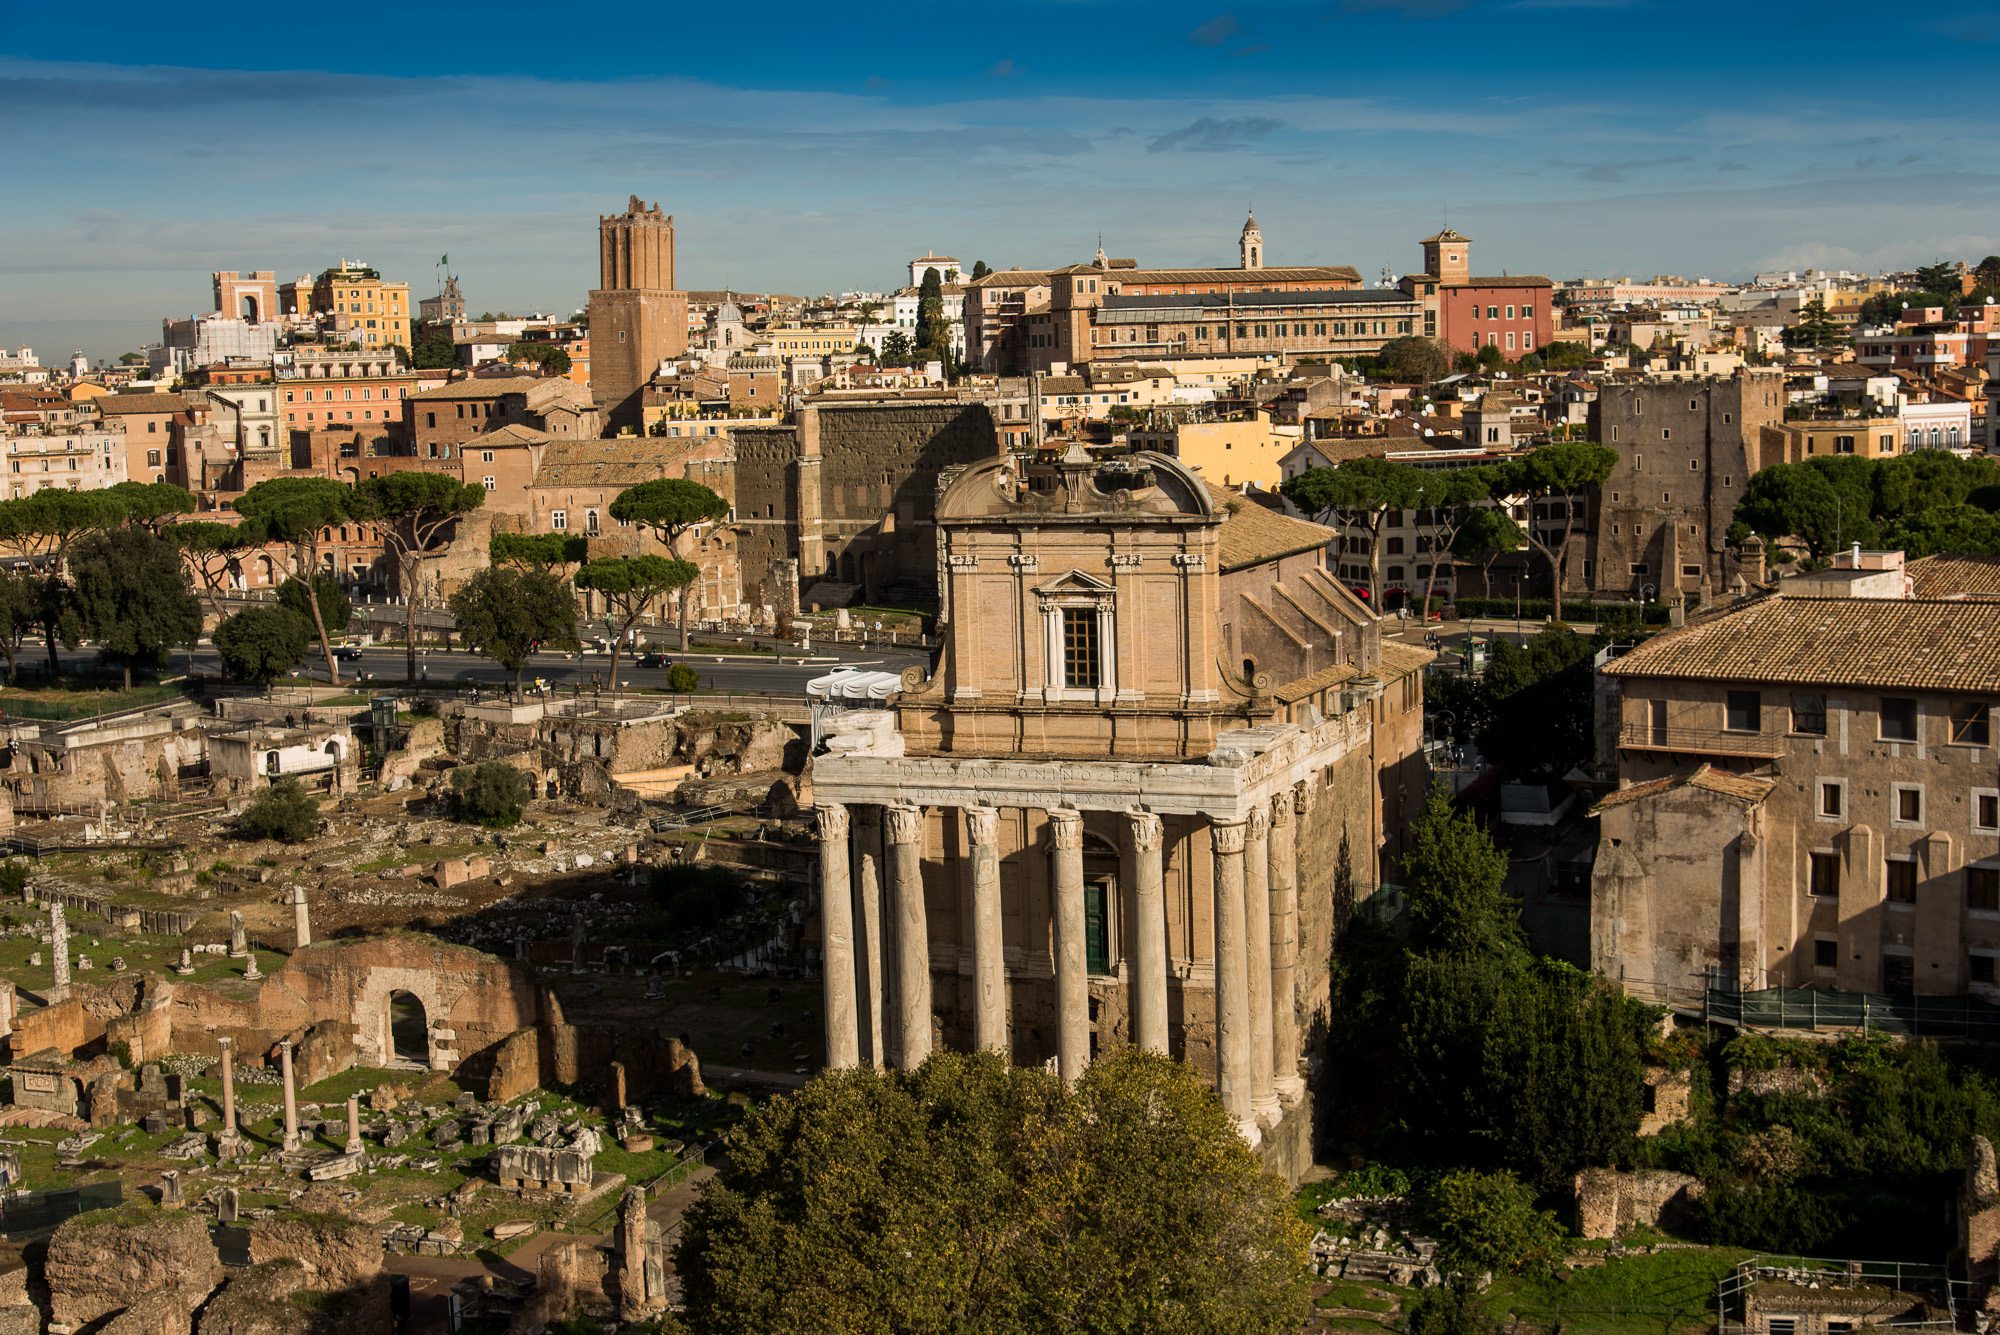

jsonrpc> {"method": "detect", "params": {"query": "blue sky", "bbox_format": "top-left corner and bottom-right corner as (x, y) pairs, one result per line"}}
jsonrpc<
(6, 0), (2000, 364)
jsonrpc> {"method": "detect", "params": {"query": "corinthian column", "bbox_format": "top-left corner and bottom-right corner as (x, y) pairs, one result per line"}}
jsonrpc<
(1244, 805), (1278, 1126)
(855, 806), (886, 1068)
(965, 806), (1007, 1054)
(884, 803), (930, 1069)
(1211, 817), (1258, 1146)
(1047, 808), (1089, 1082)
(1127, 809), (1168, 1055)
(816, 804), (859, 1071)
(1270, 791), (1305, 1102)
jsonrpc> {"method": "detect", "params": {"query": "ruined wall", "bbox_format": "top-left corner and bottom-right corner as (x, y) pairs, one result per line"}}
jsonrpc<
(812, 403), (1001, 598)
(44, 1211), (220, 1329)
(14, 997), (98, 1059)
(1574, 1167), (1705, 1239)
(198, 1258), (390, 1335)
(169, 938), (539, 1075)
(488, 1028), (540, 1103)
(729, 425), (798, 609)
(245, 1214), (383, 1290)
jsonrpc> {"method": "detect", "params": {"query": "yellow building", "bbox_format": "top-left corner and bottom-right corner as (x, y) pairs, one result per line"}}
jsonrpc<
(1757, 416), (1902, 467)
(282, 264), (412, 350)
(1126, 410), (1298, 490)
(764, 323), (859, 354)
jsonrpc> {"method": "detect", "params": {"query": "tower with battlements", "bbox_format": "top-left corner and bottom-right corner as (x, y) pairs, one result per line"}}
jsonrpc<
(586, 196), (688, 435)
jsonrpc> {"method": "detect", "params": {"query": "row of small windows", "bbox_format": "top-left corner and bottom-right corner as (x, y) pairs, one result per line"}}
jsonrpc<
(1707, 691), (1986, 744)
(1807, 854), (2000, 912)
(284, 388), (410, 403)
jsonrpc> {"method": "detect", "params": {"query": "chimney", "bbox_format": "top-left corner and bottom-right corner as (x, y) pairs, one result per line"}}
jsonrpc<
(1850, 541), (1862, 568)
(1742, 535), (1766, 586)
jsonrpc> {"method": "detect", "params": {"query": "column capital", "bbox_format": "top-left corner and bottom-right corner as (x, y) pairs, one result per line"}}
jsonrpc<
(1211, 818), (1248, 855)
(964, 805), (1000, 846)
(1126, 808), (1162, 852)
(1270, 794), (1295, 829)
(1246, 805), (1270, 842)
(1048, 807), (1084, 850)
(816, 803), (849, 841)
(217, 1036), (232, 1050)
(883, 804), (924, 845)
(1294, 782), (1316, 816)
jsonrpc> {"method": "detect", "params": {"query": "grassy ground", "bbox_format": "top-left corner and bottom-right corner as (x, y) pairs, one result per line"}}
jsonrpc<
(0, 681), (187, 720)
(1484, 1245), (1751, 1335)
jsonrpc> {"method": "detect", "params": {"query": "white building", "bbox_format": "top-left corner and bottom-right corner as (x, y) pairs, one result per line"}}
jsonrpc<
(2, 423), (130, 499)
(154, 314), (279, 378)
(907, 253), (963, 287)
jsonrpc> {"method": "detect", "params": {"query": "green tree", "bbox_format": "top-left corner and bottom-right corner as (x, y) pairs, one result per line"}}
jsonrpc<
(1478, 625), (1599, 781)
(447, 566), (580, 696)
(1880, 503), (2000, 557)
(0, 569), (39, 686)
(1914, 261), (1961, 295)
(409, 327), (459, 369)
(1281, 458), (1424, 605)
(277, 576), (352, 658)
(969, 260), (992, 282)
(573, 555), (698, 691)
(1495, 442), (1618, 621)
(354, 472), (486, 683)
(1476, 342), (1506, 370)
(235, 478), (359, 682)
(451, 761), (531, 827)
(915, 266), (947, 357)
(1734, 457), (1880, 561)
(489, 531), (589, 576)
(1375, 335), (1452, 384)
(667, 662), (700, 692)
(1783, 298), (1846, 351)
(609, 479), (731, 649)
(1421, 1170), (1565, 1277)
(508, 342), (572, 376)
(117, 352), (146, 366)
(1539, 340), (1592, 370)
(1401, 785), (1520, 960)
(212, 606), (313, 687)
(675, 1047), (1310, 1334)
(1451, 506), (1524, 600)
(882, 330), (912, 363)
(67, 528), (202, 690)
(241, 777), (321, 843)
(165, 521), (254, 623)
(105, 481), (195, 532)
(1412, 467), (1498, 614)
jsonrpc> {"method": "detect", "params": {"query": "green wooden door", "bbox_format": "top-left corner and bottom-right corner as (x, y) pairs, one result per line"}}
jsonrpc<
(1085, 880), (1110, 975)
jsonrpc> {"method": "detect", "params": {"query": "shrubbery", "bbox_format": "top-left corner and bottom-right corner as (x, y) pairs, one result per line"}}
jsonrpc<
(451, 762), (530, 828)
(1420, 1169), (1564, 1277)
(241, 778), (321, 843)
(666, 663), (700, 693)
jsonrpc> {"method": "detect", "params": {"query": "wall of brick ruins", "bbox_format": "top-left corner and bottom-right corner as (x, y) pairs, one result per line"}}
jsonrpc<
(44, 1210), (221, 1329)
(14, 996), (98, 1058)
(1574, 1167), (1706, 1239)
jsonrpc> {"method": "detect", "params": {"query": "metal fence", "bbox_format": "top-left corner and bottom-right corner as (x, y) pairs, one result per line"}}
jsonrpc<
(0, 1181), (123, 1239)
(1706, 987), (2000, 1039)
(1717, 1256), (1967, 1335)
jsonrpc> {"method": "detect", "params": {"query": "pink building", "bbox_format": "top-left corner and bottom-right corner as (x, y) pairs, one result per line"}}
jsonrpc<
(1400, 230), (1554, 358)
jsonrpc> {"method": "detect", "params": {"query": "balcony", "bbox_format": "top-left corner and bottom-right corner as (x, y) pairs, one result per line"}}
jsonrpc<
(1618, 723), (1787, 759)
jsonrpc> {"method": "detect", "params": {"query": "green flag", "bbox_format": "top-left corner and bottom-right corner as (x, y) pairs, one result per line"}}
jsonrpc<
(440, 254), (448, 266)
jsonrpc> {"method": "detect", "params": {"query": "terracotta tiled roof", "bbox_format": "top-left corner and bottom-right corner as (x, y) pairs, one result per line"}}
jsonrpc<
(1601, 595), (2000, 692)
(1273, 661), (1362, 703)
(411, 377), (542, 401)
(1214, 496), (1336, 571)
(93, 393), (189, 414)
(1590, 763), (1775, 814)
(1377, 639), (1437, 679)
(1905, 555), (2000, 600)
(477, 424), (553, 447)
(1120, 265), (1364, 286)
(531, 438), (684, 488)
(1454, 276), (1553, 289)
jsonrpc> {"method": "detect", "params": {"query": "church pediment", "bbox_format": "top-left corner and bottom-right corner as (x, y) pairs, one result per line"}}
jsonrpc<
(1033, 570), (1116, 599)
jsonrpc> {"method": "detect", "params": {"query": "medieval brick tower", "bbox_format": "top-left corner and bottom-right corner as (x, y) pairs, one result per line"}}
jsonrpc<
(586, 196), (688, 435)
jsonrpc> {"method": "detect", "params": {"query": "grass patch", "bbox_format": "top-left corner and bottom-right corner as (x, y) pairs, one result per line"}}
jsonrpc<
(1484, 1245), (1752, 1335)
(1294, 1180), (1341, 1225)
(678, 641), (777, 657)
(1319, 1285), (1396, 1312)
(0, 681), (187, 720)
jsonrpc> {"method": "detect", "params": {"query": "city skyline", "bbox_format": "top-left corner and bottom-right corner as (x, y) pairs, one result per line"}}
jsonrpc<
(6, 0), (2000, 362)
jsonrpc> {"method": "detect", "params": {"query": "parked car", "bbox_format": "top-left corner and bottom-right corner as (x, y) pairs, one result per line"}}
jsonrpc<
(333, 646), (364, 661)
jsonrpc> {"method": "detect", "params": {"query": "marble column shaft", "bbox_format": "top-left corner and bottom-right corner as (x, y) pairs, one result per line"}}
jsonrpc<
(279, 1041), (300, 1151)
(1127, 809), (1168, 1055)
(345, 1094), (362, 1154)
(217, 1037), (237, 1133)
(965, 807), (1006, 1054)
(854, 807), (887, 1069)
(1211, 818), (1257, 1144)
(816, 804), (860, 1071)
(1270, 790), (1306, 1101)
(1244, 806), (1278, 1123)
(884, 804), (929, 1069)
(1048, 809), (1089, 1082)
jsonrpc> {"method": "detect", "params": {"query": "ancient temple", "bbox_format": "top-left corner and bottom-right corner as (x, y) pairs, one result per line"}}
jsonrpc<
(810, 448), (1430, 1174)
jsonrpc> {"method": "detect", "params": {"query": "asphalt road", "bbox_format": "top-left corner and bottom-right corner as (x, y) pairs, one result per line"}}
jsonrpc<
(188, 643), (931, 695)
